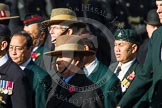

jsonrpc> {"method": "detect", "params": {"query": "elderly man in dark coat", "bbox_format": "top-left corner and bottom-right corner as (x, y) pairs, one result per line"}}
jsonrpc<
(0, 25), (32, 108)
(8, 31), (51, 108)
(45, 35), (105, 108)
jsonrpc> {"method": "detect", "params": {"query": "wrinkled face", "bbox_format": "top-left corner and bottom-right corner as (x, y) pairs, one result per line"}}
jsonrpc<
(55, 53), (79, 78)
(9, 35), (32, 65)
(48, 25), (69, 44)
(23, 23), (41, 46)
(114, 40), (136, 64)
(146, 24), (158, 38)
(156, 1), (162, 23)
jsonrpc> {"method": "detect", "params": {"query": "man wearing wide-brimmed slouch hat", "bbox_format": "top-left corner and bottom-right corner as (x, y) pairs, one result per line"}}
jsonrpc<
(0, 3), (21, 33)
(0, 3), (19, 24)
(41, 8), (85, 45)
(41, 8), (86, 77)
(45, 35), (104, 108)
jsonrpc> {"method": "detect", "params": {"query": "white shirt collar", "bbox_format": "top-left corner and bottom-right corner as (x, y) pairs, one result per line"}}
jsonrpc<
(0, 53), (9, 66)
(32, 43), (43, 53)
(32, 46), (39, 53)
(117, 58), (136, 81)
(116, 58), (136, 92)
(20, 58), (31, 70)
(84, 58), (99, 76)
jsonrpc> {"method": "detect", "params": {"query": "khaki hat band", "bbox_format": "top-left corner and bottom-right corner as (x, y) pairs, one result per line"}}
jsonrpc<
(0, 10), (9, 18)
(55, 44), (84, 51)
(50, 15), (77, 21)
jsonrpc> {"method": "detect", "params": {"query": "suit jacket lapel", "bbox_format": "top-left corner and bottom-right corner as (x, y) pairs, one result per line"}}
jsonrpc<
(109, 62), (118, 73)
(35, 44), (44, 53)
(154, 34), (162, 64)
(24, 60), (35, 81)
(122, 60), (137, 81)
(25, 60), (35, 69)
(46, 80), (59, 105)
(88, 62), (101, 82)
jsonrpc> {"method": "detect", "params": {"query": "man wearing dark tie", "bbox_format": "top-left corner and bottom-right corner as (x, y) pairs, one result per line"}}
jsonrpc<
(117, 0), (162, 107)
(109, 29), (142, 94)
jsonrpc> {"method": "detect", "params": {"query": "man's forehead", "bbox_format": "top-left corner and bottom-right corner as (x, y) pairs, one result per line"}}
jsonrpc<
(11, 35), (26, 42)
(156, 1), (162, 6)
(115, 40), (131, 45)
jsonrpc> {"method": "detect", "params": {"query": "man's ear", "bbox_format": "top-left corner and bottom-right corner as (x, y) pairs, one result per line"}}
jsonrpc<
(83, 45), (90, 51)
(131, 44), (138, 54)
(0, 41), (8, 51)
(66, 28), (73, 35)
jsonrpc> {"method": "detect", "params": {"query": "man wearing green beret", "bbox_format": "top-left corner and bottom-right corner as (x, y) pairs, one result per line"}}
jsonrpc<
(109, 29), (142, 95)
(117, 0), (162, 107)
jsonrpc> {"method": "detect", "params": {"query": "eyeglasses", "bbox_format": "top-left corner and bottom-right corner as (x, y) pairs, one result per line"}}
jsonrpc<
(48, 26), (69, 31)
(9, 46), (26, 52)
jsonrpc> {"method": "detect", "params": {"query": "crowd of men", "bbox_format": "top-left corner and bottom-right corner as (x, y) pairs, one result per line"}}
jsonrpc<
(0, 0), (162, 108)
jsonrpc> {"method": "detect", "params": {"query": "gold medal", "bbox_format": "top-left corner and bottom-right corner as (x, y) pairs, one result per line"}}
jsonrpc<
(8, 89), (13, 95)
(3, 89), (8, 94)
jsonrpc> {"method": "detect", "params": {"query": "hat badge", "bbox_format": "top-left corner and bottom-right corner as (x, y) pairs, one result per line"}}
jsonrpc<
(118, 32), (122, 37)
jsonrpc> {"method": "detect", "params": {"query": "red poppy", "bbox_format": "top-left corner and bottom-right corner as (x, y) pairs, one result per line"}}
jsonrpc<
(69, 86), (76, 93)
(127, 73), (135, 80)
(31, 53), (40, 61)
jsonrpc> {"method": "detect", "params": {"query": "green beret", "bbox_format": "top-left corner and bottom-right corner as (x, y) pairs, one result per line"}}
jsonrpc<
(114, 29), (140, 45)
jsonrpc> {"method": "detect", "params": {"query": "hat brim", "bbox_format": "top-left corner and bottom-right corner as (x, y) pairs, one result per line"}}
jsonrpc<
(144, 20), (161, 26)
(44, 50), (94, 56)
(41, 19), (86, 28)
(0, 16), (19, 20)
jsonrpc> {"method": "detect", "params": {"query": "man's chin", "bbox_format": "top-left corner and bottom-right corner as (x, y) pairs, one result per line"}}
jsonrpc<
(15, 61), (22, 65)
(51, 40), (56, 44)
(160, 19), (162, 24)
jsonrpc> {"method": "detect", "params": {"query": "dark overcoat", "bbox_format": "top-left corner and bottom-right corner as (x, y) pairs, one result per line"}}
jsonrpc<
(46, 71), (104, 108)
(24, 60), (52, 108)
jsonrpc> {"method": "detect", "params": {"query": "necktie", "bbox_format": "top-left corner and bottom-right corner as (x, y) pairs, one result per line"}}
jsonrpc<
(116, 66), (121, 76)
